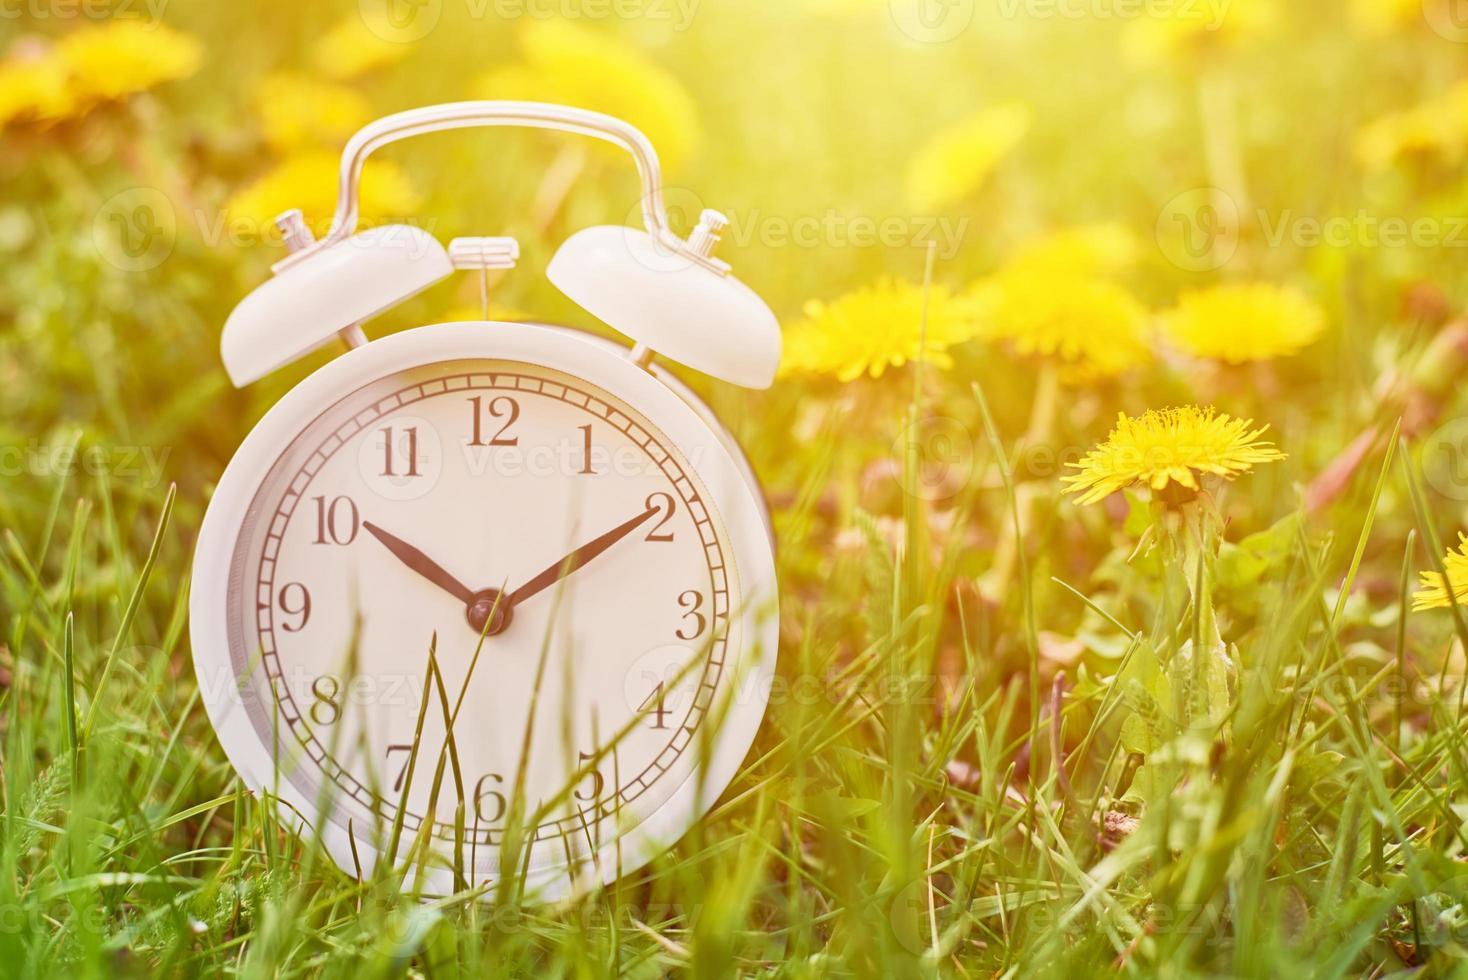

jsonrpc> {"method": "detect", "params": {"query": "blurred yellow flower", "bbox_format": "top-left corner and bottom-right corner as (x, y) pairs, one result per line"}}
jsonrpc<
(1414, 534), (1468, 611)
(0, 52), (76, 126)
(1000, 222), (1139, 279)
(226, 151), (422, 235)
(1064, 406), (1285, 505)
(1355, 82), (1468, 172)
(780, 277), (980, 381)
(58, 20), (201, 103)
(312, 13), (413, 80)
(0, 23), (199, 128)
(1162, 283), (1325, 364)
(440, 304), (535, 322)
(905, 103), (1030, 211)
(473, 22), (699, 174)
(256, 72), (371, 150)
(1122, 2), (1275, 66)
(970, 275), (1150, 381)
(1352, 0), (1424, 34)
(965, 225), (1149, 380)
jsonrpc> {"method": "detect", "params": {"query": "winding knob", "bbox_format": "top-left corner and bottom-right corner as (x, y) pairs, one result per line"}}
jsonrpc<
(685, 209), (730, 259)
(275, 209), (316, 254)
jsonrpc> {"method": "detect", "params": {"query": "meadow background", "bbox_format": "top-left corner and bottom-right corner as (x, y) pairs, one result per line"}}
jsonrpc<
(7, 0), (1468, 975)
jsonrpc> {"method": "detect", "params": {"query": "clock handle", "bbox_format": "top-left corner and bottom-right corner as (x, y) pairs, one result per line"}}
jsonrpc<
(313, 101), (711, 268)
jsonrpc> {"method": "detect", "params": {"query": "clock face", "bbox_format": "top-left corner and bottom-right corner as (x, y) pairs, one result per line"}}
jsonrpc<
(221, 356), (744, 880)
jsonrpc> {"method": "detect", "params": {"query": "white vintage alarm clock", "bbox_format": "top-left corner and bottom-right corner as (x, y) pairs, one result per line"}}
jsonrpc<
(189, 102), (781, 901)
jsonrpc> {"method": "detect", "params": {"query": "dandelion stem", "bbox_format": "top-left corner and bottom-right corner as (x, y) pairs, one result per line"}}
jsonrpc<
(983, 362), (1059, 602)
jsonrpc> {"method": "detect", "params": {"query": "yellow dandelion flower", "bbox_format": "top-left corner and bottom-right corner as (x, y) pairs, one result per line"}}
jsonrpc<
(57, 20), (201, 103)
(0, 51), (76, 126)
(1162, 283), (1325, 364)
(255, 72), (372, 150)
(905, 102), (1030, 211)
(1414, 534), (1468, 611)
(970, 274), (1150, 381)
(1122, 2), (1274, 66)
(1064, 406), (1285, 505)
(779, 277), (980, 382)
(312, 13), (413, 81)
(963, 225), (1149, 380)
(472, 22), (699, 174)
(226, 151), (422, 236)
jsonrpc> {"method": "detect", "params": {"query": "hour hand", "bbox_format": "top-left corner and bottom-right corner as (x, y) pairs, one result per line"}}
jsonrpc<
(363, 521), (476, 606)
(506, 504), (659, 609)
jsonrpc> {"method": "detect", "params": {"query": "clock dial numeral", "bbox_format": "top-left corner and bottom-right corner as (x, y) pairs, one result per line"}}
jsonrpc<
(645, 492), (676, 542)
(676, 589), (707, 640)
(574, 751), (605, 803)
(277, 582), (312, 632)
(385, 743), (414, 791)
(309, 675), (341, 725)
(637, 681), (671, 730)
(576, 424), (596, 475)
(379, 425), (421, 478)
(311, 495), (360, 546)
(474, 772), (507, 824)
(467, 395), (520, 447)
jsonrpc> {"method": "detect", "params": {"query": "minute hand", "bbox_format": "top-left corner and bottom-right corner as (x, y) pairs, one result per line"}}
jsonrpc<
(507, 506), (659, 608)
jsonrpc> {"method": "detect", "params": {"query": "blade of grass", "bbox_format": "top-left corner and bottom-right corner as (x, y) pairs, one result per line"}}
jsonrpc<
(81, 482), (175, 745)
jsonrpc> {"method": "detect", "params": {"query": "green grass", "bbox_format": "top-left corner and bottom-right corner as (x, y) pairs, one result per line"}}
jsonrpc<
(9, 0), (1468, 976)
(8, 360), (1468, 976)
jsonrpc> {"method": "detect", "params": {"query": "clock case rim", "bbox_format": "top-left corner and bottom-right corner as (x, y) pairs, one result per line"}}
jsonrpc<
(189, 320), (780, 902)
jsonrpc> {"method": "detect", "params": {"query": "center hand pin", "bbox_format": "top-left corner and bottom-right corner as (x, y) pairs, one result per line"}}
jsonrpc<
(363, 521), (510, 636)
